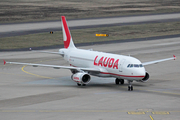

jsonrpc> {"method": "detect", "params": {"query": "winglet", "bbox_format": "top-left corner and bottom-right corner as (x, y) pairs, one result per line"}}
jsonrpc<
(173, 55), (176, 60)
(3, 60), (6, 65)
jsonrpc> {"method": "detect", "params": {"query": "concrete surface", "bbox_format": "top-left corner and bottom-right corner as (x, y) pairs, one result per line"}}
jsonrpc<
(0, 37), (180, 120)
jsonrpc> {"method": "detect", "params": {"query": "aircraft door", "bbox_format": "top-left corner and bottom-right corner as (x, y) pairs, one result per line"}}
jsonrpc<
(119, 59), (125, 72)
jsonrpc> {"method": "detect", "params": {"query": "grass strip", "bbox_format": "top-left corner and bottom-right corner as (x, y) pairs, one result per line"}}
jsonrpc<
(0, 0), (180, 23)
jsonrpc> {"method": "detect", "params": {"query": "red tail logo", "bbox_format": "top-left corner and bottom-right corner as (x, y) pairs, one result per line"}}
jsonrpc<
(62, 16), (71, 48)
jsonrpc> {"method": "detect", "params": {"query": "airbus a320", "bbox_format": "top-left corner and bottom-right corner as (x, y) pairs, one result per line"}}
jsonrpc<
(4, 16), (176, 91)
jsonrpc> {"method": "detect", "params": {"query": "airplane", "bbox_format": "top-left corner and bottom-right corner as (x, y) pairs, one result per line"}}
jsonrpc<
(3, 16), (176, 91)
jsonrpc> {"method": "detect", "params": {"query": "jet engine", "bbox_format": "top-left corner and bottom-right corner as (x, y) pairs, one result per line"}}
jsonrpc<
(136, 72), (150, 82)
(71, 72), (91, 84)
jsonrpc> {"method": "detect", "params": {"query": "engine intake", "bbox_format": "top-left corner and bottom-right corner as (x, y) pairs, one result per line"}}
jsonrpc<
(71, 72), (91, 84)
(141, 72), (149, 82)
(136, 72), (150, 82)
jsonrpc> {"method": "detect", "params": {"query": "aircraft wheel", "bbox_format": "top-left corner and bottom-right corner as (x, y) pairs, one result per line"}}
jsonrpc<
(82, 84), (86, 86)
(128, 85), (133, 91)
(131, 86), (133, 91)
(77, 83), (81, 86)
(115, 78), (120, 85)
(120, 79), (124, 84)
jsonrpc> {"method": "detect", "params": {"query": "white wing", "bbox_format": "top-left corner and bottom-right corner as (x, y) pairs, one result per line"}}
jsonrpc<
(28, 48), (64, 55)
(3, 60), (100, 72)
(142, 55), (176, 66)
(31, 50), (63, 55)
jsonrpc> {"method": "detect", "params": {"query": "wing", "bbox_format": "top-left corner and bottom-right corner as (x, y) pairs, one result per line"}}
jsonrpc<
(32, 51), (61, 54)
(31, 50), (63, 55)
(142, 55), (176, 66)
(3, 60), (100, 72)
(28, 48), (64, 55)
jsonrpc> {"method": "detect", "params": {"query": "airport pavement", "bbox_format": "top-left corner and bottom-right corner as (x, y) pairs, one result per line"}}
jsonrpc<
(0, 37), (180, 120)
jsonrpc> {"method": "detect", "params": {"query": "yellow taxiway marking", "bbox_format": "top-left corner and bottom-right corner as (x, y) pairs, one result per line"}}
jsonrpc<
(149, 115), (154, 120)
(21, 59), (60, 79)
(127, 111), (146, 115)
(152, 111), (170, 115)
(21, 65), (53, 79)
(0, 110), (179, 113)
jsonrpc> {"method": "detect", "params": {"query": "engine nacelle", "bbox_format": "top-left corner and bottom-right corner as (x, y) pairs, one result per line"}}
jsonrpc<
(136, 72), (150, 82)
(71, 72), (91, 84)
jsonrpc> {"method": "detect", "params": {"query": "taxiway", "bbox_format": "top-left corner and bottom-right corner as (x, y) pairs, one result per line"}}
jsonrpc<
(0, 37), (180, 120)
(0, 13), (180, 38)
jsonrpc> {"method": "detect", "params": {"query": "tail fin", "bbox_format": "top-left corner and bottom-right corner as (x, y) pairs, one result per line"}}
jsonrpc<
(61, 16), (76, 49)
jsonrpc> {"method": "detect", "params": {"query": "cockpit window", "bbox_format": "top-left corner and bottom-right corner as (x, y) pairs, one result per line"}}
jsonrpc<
(130, 64), (133, 68)
(140, 64), (143, 67)
(127, 64), (143, 68)
(134, 64), (139, 67)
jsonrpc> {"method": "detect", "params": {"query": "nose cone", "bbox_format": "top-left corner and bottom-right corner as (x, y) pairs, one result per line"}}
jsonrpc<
(139, 68), (146, 77)
(133, 68), (146, 77)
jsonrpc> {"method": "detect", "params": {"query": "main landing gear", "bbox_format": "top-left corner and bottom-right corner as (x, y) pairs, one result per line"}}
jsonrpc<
(77, 83), (86, 86)
(115, 78), (133, 91)
(115, 78), (124, 85)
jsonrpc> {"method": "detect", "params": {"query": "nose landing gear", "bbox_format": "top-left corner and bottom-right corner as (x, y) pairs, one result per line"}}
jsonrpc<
(128, 81), (133, 91)
(115, 78), (133, 91)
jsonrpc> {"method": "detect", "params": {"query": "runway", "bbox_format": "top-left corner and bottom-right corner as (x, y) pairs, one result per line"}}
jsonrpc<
(0, 36), (180, 120)
(1, 13), (180, 38)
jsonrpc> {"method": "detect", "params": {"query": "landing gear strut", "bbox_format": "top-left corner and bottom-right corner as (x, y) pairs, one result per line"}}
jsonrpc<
(115, 78), (124, 85)
(128, 81), (133, 91)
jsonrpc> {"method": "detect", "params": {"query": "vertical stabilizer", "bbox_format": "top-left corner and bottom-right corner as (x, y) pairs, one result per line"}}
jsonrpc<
(61, 16), (76, 49)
